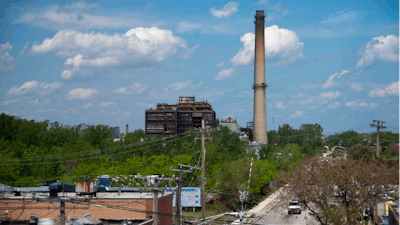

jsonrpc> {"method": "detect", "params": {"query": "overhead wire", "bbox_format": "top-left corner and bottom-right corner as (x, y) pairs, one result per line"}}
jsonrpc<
(0, 133), (194, 162)
(0, 133), (194, 166)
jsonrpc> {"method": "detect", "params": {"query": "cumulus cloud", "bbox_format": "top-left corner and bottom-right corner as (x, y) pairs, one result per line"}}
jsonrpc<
(368, 81), (399, 97)
(210, 2), (238, 18)
(30, 28), (187, 79)
(276, 101), (287, 109)
(322, 70), (350, 88)
(356, 35), (399, 68)
(231, 25), (303, 66)
(8, 81), (62, 95)
(114, 83), (150, 95)
(64, 1), (100, 10)
(216, 61), (224, 67)
(215, 67), (235, 81)
(163, 80), (203, 93)
(0, 42), (16, 72)
(345, 100), (377, 109)
(67, 88), (98, 100)
(177, 21), (203, 33)
(290, 110), (304, 118)
(320, 91), (341, 99)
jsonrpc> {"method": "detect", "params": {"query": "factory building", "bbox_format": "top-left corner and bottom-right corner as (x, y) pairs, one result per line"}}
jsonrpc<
(145, 96), (216, 137)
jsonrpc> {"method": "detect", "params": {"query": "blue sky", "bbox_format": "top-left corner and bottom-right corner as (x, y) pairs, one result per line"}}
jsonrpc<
(0, 0), (398, 135)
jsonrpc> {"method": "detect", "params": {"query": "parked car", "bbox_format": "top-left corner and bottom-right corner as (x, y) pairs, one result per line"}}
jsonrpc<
(288, 200), (301, 214)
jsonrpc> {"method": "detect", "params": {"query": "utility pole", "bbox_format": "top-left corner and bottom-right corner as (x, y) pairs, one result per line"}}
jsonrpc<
(153, 179), (159, 225)
(371, 120), (386, 159)
(135, 174), (177, 225)
(195, 119), (212, 220)
(170, 164), (200, 225)
(60, 200), (65, 225)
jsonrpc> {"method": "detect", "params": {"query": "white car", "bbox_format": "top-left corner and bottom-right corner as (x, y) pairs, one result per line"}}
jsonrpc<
(288, 200), (301, 214)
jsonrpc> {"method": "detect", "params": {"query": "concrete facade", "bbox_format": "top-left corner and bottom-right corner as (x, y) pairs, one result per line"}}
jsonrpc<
(253, 10), (268, 144)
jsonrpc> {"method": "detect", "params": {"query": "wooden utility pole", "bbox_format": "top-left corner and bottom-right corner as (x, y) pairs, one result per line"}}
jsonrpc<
(60, 200), (65, 225)
(201, 119), (206, 220)
(170, 164), (200, 225)
(195, 119), (212, 220)
(371, 120), (386, 159)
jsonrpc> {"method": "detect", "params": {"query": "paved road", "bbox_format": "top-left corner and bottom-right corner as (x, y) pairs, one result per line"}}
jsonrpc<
(255, 208), (319, 225)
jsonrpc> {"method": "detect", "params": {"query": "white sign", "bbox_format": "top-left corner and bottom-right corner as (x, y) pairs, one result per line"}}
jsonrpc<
(164, 187), (201, 207)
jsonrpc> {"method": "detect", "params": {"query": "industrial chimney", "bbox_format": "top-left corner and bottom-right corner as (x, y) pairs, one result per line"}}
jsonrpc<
(126, 124), (129, 135)
(253, 10), (268, 144)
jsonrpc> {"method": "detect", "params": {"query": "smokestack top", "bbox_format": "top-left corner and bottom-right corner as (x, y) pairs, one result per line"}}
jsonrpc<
(255, 10), (265, 18)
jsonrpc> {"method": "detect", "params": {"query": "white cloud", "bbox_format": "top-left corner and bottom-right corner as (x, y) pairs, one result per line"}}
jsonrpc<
(345, 100), (378, 109)
(216, 61), (224, 67)
(356, 35), (399, 68)
(177, 21), (203, 33)
(215, 67), (235, 81)
(64, 1), (100, 10)
(3, 99), (19, 105)
(8, 80), (63, 95)
(231, 25), (303, 66)
(37, 108), (58, 113)
(16, 4), (156, 30)
(183, 44), (199, 59)
(368, 81), (399, 97)
(350, 83), (363, 91)
(258, 0), (288, 13)
(320, 91), (341, 99)
(290, 110), (304, 118)
(163, 80), (203, 93)
(113, 83), (150, 95)
(82, 102), (94, 109)
(67, 88), (98, 100)
(276, 101), (287, 109)
(322, 70), (350, 88)
(8, 81), (38, 95)
(299, 97), (315, 105)
(0, 42), (16, 72)
(210, 2), (238, 18)
(327, 102), (341, 109)
(19, 42), (30, 56)
(30, 28), (187, 79)
(137, 102), (154, 109)
(101, 101), (117, 108)
(320, 8), (361, 24)
(114, 87), (131, 95)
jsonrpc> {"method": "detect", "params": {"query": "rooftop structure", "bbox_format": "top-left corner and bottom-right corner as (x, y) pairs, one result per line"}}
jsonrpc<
(145, 96), (216, 137)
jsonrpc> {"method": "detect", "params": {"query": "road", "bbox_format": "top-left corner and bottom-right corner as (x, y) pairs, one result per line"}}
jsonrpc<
(255, 208), (319, 225)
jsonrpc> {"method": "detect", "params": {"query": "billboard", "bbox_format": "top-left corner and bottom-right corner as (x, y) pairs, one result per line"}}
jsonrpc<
(164, 187), (201, 207)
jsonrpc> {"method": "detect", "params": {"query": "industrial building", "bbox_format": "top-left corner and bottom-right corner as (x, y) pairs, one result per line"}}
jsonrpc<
(145, 96), (216, 137)
(0, 192), (173, 225)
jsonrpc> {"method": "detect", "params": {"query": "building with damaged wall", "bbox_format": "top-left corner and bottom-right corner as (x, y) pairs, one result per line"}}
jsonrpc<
(145, 96), (216, 137)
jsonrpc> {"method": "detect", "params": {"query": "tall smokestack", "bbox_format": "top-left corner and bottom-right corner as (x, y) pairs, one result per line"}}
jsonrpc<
(253, 10), (268, 144)
(126, 124), (129, 135)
